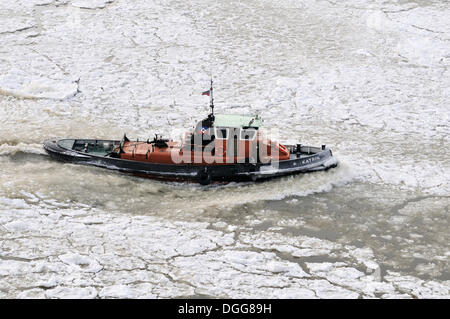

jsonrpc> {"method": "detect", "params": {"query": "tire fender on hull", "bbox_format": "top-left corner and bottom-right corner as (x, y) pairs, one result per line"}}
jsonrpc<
(197, 168), (212, 185)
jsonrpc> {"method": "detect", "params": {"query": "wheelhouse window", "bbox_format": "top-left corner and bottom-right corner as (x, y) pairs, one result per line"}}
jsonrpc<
(240, 129), (256, 141)
(215, 127), (229, 139)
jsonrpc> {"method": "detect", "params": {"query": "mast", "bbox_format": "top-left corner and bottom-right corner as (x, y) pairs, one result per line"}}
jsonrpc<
(210, 77), (214, 116)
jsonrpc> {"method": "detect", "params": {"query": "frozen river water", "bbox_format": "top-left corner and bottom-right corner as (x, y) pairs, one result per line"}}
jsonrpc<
(0, 0), (449, 298)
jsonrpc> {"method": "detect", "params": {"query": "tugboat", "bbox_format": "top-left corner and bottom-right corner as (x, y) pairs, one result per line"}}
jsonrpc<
(44, 81), (338, 185)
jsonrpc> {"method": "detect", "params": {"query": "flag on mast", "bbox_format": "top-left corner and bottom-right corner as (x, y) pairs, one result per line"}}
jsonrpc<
(201, 90), (210, 96)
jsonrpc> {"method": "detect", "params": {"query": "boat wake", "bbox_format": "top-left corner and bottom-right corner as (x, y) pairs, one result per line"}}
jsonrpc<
(0, 142), (46, 156)
(1, 148), (358, 218)
(148, 160), (360, 217)
(216, 161), (355, 199)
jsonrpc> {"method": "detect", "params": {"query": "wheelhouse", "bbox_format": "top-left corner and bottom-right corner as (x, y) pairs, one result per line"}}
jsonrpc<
(193, 114), (262, 141)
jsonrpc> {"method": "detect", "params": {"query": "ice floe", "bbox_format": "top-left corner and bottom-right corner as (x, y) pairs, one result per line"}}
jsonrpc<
(59, 253), (103, 273)
(0, 74), (78, 100)
(72, 0), (115, 10)
(0, 194), (449, 298)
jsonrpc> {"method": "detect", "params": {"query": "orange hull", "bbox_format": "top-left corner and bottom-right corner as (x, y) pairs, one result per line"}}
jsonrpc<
(120, 138), (290, 165)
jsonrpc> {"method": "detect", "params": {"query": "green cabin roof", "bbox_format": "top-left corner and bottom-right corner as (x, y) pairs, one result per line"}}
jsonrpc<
(213, 114), (262, 128)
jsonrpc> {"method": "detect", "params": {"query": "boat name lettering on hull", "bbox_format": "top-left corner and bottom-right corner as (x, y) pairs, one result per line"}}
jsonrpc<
(300, 156), (320, 165)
